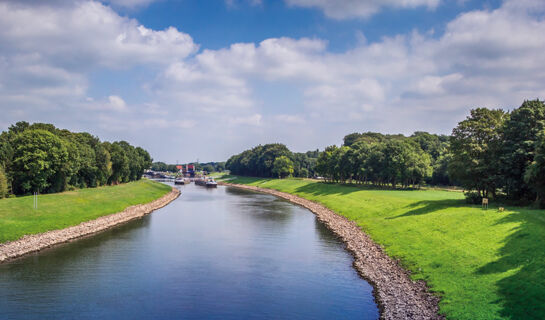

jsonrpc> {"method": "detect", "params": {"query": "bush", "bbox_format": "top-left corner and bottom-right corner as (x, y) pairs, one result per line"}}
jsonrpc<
(0, 167), (8, 199)
(464, 191), (482, 204)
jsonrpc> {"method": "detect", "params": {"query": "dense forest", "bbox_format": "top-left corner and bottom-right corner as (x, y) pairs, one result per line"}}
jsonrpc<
(226, 99), (545, 207)
(0, 122), (152, 198)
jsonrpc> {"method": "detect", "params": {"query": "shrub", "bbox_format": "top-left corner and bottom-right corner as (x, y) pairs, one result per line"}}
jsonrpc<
(464, 191), (482, 204)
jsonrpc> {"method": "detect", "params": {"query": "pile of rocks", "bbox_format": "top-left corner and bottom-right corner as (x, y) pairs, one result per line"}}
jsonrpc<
(221, 182), (442, 320)
(0, 188), (180, 263)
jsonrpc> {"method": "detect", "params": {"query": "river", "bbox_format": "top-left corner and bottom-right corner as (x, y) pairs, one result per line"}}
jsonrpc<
(0, 182), (378, 319)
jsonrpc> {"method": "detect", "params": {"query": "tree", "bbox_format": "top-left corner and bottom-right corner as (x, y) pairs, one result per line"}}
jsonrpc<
(0, 166), (8, 198)
(411, 131), (446, 161)
(343, 133), (364, 147)
(226, 143), (304, 178)
(272, 156), (294, 178)
(316, 145), (339, 181)
(336, 146), (354, 183)
(351, 141), (372, 183)
(11, 129), (69, 194)
(203, 164), (215, 173)
(257, 144), (291, 177)
(449, 108), (507, 198)
(524, 133), (545, 208)
(501, 99), (545, 201)
(105, 142), (129, 184)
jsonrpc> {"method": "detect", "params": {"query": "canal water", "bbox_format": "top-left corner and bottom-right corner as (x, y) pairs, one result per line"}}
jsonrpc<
(0, 183), (378, 319)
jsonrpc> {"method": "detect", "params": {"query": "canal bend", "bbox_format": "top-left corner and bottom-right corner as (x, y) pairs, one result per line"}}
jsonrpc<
(0, 182), (379, 319)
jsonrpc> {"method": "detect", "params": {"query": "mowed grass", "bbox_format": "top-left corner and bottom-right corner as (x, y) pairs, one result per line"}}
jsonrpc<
(223, 176), (545, 320)
(0, 179), (171, 243)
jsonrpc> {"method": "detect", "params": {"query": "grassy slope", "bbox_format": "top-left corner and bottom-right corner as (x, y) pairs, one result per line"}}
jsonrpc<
(0, 179), (171, 243)
(224, 176), (545, 320)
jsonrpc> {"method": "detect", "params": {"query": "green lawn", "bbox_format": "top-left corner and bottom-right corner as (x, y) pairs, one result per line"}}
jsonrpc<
(0, 179), (171, 243)
(222, 175), (545, 320)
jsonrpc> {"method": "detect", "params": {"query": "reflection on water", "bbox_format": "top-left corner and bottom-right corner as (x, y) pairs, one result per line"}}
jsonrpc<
(0, 183), (378, 320)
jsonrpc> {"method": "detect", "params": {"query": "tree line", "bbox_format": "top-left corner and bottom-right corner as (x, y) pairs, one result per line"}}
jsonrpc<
(150, 161), (226, 173)
(225, 143), (319, 178)
(0, 122), (152, 198)
(225, 99), (545, 207)
(315, 132), (447, 188)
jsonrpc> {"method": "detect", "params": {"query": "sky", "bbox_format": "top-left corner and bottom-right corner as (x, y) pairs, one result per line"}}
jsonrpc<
(0, 0), (544, 163)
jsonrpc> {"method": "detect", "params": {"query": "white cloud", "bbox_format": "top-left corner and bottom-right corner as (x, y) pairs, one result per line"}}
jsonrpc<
(227, 114), (262, 126)
(105, 0), (158, 9)
(156, 0), (545, 138)
(108, 95), (127, 111)
(285, 0), (441, 19)
(225, 0), (262, 8)
(0, 1), (198, 70)
(274, 114), (305, 124)
(1, 0), (545, 162)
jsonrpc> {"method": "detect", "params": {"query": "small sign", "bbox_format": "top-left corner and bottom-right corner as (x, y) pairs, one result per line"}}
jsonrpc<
(482, 198), (488, 210)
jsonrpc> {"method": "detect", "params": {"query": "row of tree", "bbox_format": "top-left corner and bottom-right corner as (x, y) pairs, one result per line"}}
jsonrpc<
(225, 144), (319, 178)
(316, 136), (435, 187)
(150, 161), (226, 173)
(225, 99), (545, 207)
(0, 122), (152, 197)
(331, 131), (450, 186)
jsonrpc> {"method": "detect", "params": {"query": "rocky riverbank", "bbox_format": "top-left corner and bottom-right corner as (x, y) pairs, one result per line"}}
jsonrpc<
(220, 182), (442, 320)
(0, 187), (180, 263)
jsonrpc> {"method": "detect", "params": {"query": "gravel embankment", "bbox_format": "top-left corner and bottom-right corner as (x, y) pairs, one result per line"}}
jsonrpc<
(220, 182), (442, 320)
(0, 187), (180, 263)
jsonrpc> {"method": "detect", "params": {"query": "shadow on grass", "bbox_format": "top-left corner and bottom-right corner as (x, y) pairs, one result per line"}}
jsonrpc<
(477, 210), (545, 319)
(386, 199), (466, 219)
(293, 181), (425, 197)
(294, 182), (362, 196)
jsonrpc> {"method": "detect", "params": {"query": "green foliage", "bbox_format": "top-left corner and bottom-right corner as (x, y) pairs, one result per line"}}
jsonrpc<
(0, 166), (8, 199)
(316, 138), (432, 188)
(449, 108), (508, 199)
(227, 177), (545, 320)
(0, 179), (171, 243)
(464, 191), (483, 204)
(446, 100), (545, 204)
(225, 99), (545, 202)
(501, 99), (545, 201)
(105, 142), (130, 184)
(203, 164), (215, 173)
(11, 129), (70, 194)
(151, 161), (226, 173)
(272, 155), (294, 178)
(524, 133), (545, 208)
(226, 143), (318, 178)
(0, 122), (152, 196)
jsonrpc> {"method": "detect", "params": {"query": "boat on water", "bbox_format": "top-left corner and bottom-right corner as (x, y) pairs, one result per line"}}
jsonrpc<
(195, 177), (217, 188)
(174, 177), (191, 185)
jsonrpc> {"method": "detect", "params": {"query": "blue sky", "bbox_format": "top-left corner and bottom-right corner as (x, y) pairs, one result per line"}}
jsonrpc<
(0, 0), (543, 163)
(130, 0), (502, 51)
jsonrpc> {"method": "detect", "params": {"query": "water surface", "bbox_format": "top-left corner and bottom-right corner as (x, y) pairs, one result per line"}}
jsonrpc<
(0, 183), (378, 319)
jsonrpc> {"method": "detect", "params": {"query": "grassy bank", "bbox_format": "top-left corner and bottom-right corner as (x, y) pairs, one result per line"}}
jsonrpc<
(0, 179), (171, 243)
(222, 175), (545, 320)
